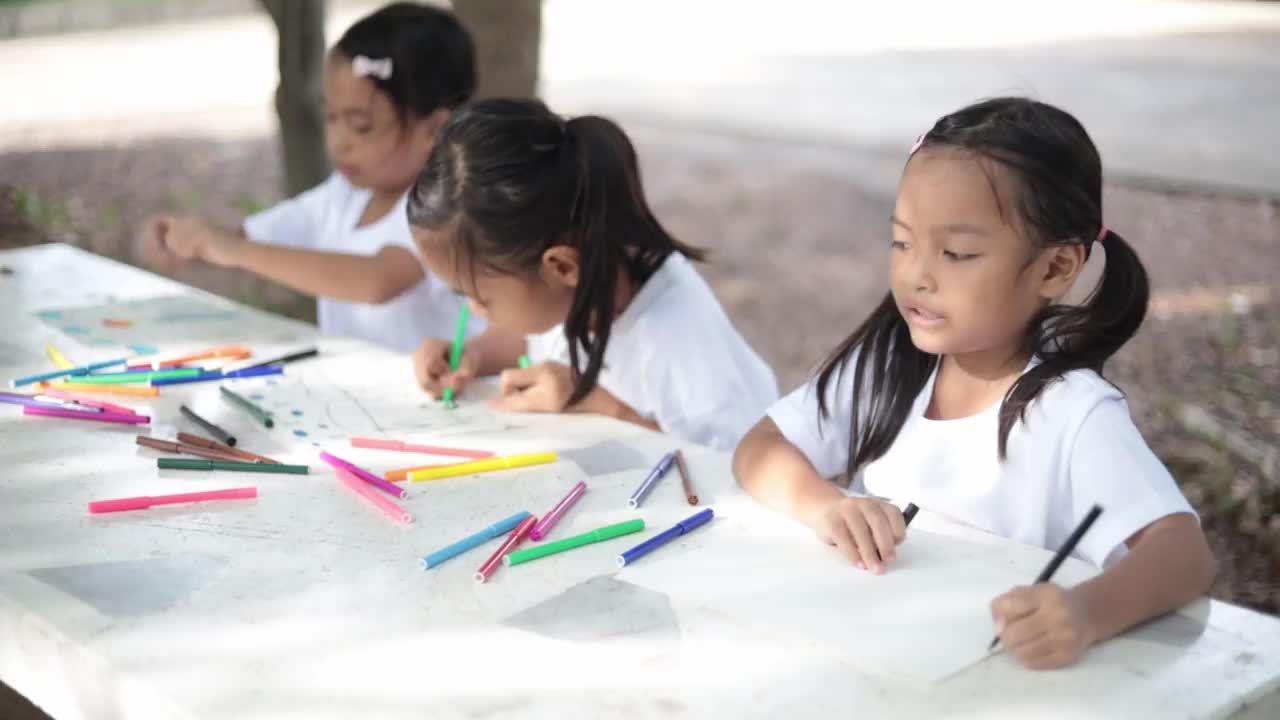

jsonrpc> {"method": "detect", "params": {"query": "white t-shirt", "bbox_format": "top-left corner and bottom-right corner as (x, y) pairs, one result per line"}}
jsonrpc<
(526, 253), (778, 451)
(243, 173), (479, 352)
(768, 356), (1194, 567)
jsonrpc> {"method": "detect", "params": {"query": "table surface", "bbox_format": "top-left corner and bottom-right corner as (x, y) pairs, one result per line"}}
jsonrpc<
(2, 244), (1279, 720)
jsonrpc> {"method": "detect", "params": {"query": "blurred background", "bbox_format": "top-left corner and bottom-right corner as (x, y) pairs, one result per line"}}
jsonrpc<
(0, 0), (1276, 615)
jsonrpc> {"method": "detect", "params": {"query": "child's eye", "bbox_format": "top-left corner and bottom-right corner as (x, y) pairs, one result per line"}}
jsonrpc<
(352, 125), (374, 136)
(944, 250), (979, 261)
(890, 240), (909, 251)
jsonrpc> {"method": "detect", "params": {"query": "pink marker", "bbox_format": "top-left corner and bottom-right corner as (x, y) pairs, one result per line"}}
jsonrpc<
(318, 451), (407, 500)
(350, 437), (494, 459)
(89, 486), (257, 514)
(529, 481), (588, 541)
(42, 388), (141, 416)
(336, 469), (412, 525)
(24, 405), (149, 425)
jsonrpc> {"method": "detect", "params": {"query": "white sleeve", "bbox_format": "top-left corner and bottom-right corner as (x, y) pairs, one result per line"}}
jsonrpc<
(654, 348), (778, 452)
(766, 357), (857, 480)
(242, 175), (338, 249)
(1067, 397), (1196, 567)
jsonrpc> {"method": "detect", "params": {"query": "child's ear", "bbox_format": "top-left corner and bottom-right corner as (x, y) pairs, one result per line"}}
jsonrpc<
(1037, 242), (1087, 300)
(540, 246), (580, 290)
(423, 107), (452, 138)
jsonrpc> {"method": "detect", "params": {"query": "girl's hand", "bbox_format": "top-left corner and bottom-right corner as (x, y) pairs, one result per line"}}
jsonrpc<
(140, 214), (185, 274)
(413, 337), (480, 399)
(491, 361), (576, 413)
(162, 215), (243, 268)
(807, 496), (907, 574)
(991, 584), (1095, 670)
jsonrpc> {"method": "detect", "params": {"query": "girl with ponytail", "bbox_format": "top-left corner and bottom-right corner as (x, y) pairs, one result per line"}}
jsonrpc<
(406, 98), (777, 450)
(734, 98), (1214, 669)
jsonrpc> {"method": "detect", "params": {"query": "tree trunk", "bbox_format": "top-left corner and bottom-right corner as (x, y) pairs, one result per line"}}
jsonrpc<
(451, 0), (541, 99)
(260, 0), (329, 197)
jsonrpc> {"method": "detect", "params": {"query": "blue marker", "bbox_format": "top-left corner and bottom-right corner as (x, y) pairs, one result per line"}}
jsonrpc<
(149, 365), (284, 386)
(10, 357), (127, 388)
(420, 511), (532, 569)
(627, 452), (676, 509)
(616, 508), (714, 567)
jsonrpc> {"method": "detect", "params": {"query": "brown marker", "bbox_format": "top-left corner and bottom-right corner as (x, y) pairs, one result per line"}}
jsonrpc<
(673, 449), (698, 505)
(177, 432), (280, 465)
(135, 436), (244, 463)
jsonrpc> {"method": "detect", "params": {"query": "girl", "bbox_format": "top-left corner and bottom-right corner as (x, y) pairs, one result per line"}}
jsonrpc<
(406, 98), (778, 451)
(733, 98), (1215, 669)
(141, 3), (481, 352)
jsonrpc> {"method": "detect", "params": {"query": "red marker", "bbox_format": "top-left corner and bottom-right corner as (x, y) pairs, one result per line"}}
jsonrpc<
(474, 515), (538, 583)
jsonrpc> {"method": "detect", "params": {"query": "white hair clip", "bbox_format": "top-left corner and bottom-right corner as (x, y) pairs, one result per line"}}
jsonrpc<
(352, 55), (393, 80)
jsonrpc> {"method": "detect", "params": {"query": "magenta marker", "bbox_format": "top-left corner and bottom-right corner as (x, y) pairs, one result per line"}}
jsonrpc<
(529, 481), (587, 541)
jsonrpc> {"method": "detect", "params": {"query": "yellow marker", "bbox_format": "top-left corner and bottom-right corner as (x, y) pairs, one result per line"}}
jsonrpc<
(408, 452), (557, 482)
(46, 344), (74, 370)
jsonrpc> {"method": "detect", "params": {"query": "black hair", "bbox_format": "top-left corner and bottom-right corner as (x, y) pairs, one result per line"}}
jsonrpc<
(333, 2), (475, 119)
(407, 98), (706, 407)
(816, 97), (1149, 479)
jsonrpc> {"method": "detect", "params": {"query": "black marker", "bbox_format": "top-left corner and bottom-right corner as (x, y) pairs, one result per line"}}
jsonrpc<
(180, 405), (236, 447)
(989, 504), (1103, 651)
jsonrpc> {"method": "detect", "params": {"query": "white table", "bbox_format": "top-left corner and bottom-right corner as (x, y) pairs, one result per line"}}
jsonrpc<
(2, 245), (1279, 720)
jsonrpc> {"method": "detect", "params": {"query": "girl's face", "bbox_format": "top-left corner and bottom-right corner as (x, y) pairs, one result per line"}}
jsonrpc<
(413, 230), (579, 334)
(322, 53), (443, 193)
(889, 148), (1082, 358)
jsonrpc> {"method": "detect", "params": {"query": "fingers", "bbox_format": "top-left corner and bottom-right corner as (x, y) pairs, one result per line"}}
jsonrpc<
(413, 340), (452, 396)
(839, 504), (884, 573)
(498, 366), (538, 396)
(826, 515), (866, 569)
(865, 505), (901, 563)
(490, 388), (537, 413)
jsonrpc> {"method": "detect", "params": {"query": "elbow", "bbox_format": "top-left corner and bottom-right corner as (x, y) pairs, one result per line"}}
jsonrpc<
(732, 418), (771, 493)
(1194, 537), (1218, 596)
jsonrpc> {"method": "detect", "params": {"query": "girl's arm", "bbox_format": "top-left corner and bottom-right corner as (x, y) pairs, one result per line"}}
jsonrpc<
(734, 417), (906, 572)
(1075, 514), (1215, 641)
(158, 214), (423, 304)
(734, 417), (846, 523)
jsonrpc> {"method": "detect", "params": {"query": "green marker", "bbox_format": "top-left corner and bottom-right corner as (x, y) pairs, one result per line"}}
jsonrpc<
(74, 368), (201, 385)
(503, 518), (645, 566)
(442, 304), (470, 409)
(220, 386), (275, 428)
(517, 354), (532, 369)
(158, 458), (308, 474)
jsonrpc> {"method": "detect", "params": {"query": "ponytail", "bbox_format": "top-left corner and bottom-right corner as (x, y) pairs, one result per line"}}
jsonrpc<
(999, 229), (1149, 455)
(559, 115), (706, 406)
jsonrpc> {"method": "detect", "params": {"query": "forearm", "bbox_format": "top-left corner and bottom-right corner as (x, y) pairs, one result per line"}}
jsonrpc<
(1071, 514), (1216, 643)
(230, 240), (422, 304)
(733, 418), (844, 527)
(465, 326), (528, 376)
(576, 388), (661, 432)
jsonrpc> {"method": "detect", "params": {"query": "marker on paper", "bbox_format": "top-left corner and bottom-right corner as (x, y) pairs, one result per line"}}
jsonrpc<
(617, 508), (714, 567)
(420, 511), (532, 569)
(89, 487), (257, 514)
(628, 452), (675, 509)
(529, 481), (588, 541)
(475, 515), (538, 583)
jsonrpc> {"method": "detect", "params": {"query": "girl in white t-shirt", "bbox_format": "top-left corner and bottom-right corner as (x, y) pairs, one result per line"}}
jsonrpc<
(406, 98), (778, 450)
(734, 98), (1215, 669)
(140, 4), (477, 352)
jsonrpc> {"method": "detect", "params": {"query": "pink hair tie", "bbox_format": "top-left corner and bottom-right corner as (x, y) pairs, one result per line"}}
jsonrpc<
(909, 133), (926, 155)
(1095, 226), (1108, 244)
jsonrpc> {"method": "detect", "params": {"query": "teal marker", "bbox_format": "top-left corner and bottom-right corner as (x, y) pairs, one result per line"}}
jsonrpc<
(517, 354), (532, 369)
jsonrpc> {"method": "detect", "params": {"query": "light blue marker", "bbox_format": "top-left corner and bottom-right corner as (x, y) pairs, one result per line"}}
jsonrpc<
(9, 357), (127, 388)
(420, 511), (532, 569)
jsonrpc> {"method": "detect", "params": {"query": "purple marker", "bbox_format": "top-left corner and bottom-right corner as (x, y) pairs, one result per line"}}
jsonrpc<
(530, 481), (587, 541)
(628, 452), (675, 509)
